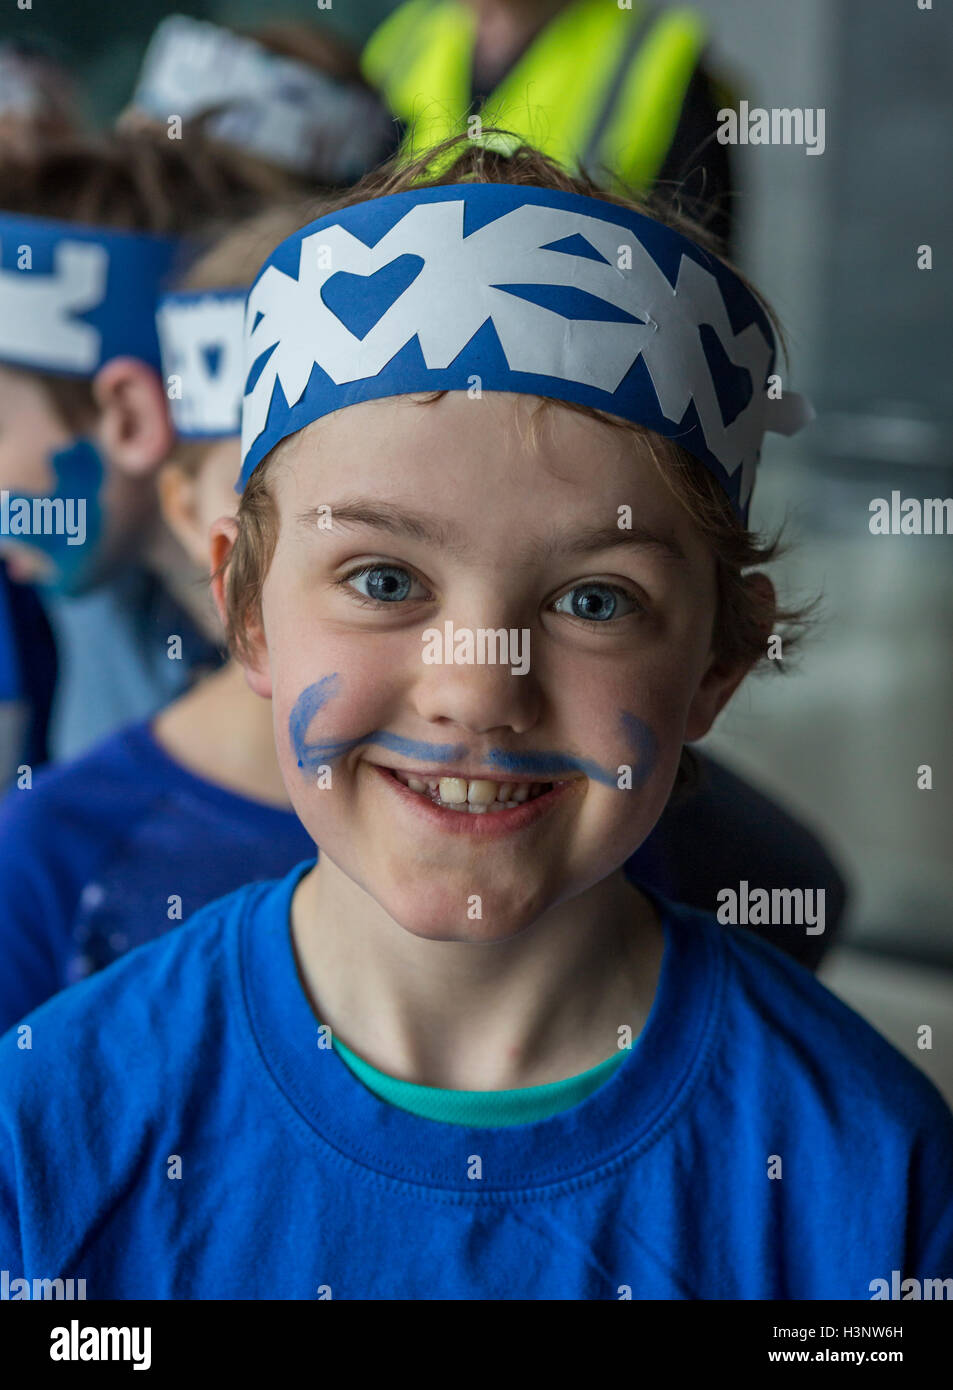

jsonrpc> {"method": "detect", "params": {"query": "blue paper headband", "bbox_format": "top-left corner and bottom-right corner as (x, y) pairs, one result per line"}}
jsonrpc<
(239, 184), (813, 517)
(156, 288), (247, 439)
(0, 211), (182, 376)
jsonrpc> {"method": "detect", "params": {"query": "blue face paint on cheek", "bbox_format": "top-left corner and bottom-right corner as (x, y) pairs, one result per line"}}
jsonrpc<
(289, 675), (469, 772)
(289, 675), (342, 769)
(1, 439), (105, 595)
(486, 714), (659, 790)
(620, 712), (659, 788)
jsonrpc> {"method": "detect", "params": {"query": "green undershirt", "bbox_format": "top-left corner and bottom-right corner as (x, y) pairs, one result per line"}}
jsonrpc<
(331, 1034), (628, 1127)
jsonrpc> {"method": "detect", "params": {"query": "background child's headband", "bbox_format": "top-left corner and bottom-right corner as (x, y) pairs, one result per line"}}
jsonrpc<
(238, 183), (814, 518)
(156, 289), (246, 439)
(0, 211), (181, 375)
(131, 15), (399, 186)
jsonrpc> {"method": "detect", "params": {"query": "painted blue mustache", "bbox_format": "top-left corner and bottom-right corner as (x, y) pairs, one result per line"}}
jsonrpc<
(289, 676), (658, 789)
(290, 678), (470, 767)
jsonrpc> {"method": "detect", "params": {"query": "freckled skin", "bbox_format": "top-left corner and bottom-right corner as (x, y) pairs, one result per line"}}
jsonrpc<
(244, 391), (747, 944)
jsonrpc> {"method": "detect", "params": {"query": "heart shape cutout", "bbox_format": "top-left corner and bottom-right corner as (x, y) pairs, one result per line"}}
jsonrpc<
(321, 254), (425, 340)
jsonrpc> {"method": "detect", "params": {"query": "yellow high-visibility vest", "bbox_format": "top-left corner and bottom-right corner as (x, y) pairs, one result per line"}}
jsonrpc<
(362, 0), (707, 194)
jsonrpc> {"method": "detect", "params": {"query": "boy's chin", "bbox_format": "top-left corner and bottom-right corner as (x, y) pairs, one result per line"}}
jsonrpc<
(377, 882), (549, 945)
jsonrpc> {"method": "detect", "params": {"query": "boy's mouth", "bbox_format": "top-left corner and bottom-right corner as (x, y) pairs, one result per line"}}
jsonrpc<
(378, 765), (569, 815)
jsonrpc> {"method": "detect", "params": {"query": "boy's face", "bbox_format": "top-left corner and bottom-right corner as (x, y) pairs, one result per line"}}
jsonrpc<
(244, 391), (745, 943)
(0, 363), (161, 593)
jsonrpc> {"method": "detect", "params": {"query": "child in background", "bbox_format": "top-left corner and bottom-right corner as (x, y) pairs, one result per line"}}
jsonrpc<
(1, 135), (949, 1299)
(0, 205), (317, 1034)
(0, 129), (276, 760)
(0, 39), (84, 781)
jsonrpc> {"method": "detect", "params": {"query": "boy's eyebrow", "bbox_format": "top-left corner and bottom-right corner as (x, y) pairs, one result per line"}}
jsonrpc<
(298, 499), (687, 563)
(548, 521), (688, 564)
(298, 499), (469, 554)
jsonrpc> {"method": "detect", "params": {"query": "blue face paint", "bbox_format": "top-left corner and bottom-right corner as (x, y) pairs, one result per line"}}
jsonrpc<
(484, 748), (620, 788)
(289, 680), (659, 791)
(367, 731), (469, 764)
(288, 673), (341, 767)
(289, 677), (469, 771)
(1, 438), (105, 595)
(485, 715), (658, 788)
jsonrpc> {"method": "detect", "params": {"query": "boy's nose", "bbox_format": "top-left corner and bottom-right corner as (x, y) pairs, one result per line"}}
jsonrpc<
(412, 645), (541, 738)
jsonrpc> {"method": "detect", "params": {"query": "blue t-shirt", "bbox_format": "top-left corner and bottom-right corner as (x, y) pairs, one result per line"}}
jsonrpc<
(1, 861), (950, 1300)
(0, 562), (56, 787)
(0, 713), (846, 1035)
(0, 720), (314, 1034)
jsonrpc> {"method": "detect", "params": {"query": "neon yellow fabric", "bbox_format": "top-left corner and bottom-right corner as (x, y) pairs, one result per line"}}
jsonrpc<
(362, 0), (477, 159)
(332, 1032), (627, 1127)
(361, 0), (707, 190)
(596, 8), (707, 194)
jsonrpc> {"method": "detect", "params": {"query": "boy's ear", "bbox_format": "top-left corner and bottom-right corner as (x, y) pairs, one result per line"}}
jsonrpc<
(92, 357), (174, 477)
(157, 463), (205, 570)
(683, 573), (775, 742)
(209, 516), (272, 699)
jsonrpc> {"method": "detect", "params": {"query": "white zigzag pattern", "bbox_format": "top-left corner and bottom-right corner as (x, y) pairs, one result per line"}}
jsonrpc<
(242, 201), (770, 503)
(0, 240), (108, 372)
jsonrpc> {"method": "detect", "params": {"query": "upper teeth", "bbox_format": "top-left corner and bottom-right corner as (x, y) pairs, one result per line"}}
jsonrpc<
(393, 770), (545, 807)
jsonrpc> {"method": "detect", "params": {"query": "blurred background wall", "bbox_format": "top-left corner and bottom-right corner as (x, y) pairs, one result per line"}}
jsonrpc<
(679, 0), (953, 966)
(3, 0), (951, 1094)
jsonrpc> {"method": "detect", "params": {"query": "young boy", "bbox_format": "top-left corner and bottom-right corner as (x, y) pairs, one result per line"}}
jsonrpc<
(0, 198), (837, 1033)
(1, 135), (948, 1300)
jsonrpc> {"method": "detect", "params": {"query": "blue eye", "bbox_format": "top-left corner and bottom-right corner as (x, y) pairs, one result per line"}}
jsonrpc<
(342, 564), (425, 604)
(553, 583), (639, 623)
